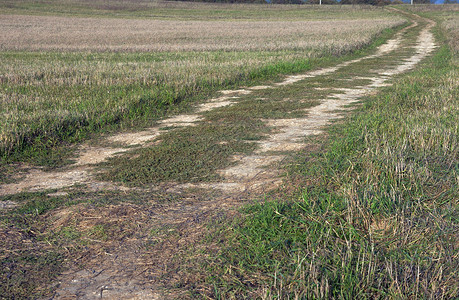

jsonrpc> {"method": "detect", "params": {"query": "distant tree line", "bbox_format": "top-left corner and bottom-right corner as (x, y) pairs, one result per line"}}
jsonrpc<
(171, 0), (457, 5)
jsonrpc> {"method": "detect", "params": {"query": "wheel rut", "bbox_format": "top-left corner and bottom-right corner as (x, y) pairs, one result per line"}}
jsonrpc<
(0, 11), (437, 300)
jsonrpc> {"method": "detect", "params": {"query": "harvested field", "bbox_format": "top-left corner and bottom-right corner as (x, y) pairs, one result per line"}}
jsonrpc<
(0, 15), (402, 52)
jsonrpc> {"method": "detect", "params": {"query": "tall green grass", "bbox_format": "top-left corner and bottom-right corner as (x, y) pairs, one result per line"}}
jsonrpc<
(202, 12), (458, 299)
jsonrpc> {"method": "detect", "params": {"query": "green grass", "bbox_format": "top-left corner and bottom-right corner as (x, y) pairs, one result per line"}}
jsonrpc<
(99, 76), (325, 185)
(99, 121), (264, 184)
(192, 10), (458, 299)
(0, 51), (304, 155)
(0, 50), (320, 173)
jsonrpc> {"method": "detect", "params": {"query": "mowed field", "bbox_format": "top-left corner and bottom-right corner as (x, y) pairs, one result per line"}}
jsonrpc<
(0, 0), (403, 165)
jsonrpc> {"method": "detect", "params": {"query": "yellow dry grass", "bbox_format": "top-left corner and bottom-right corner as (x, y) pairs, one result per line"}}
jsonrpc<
(443, 15), (459, 52)
(0, 14), (403, 52)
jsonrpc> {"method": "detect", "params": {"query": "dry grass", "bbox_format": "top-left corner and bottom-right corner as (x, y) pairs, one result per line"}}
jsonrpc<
(443, 15), (459, 52)
(399, 3), (459, 12)
(399, 4), (459, 52)
(0, 14), (403, 52)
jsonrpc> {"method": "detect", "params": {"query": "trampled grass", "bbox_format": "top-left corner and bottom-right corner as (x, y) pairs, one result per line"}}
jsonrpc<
(98, 80), (322, 185)
(194, 8), (458, 299)
(0, 0), (403, 166)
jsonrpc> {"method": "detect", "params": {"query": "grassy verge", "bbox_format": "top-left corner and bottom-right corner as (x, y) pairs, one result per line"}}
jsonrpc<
(195, 11), (458, 299)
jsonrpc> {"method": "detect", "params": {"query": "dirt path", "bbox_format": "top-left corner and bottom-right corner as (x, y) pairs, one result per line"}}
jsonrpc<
(0, 16), (420, 197)
(0, 11), (437, 300)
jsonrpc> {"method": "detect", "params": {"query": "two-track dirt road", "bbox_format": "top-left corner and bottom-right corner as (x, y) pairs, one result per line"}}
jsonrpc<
(0, 10), (437, 299)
